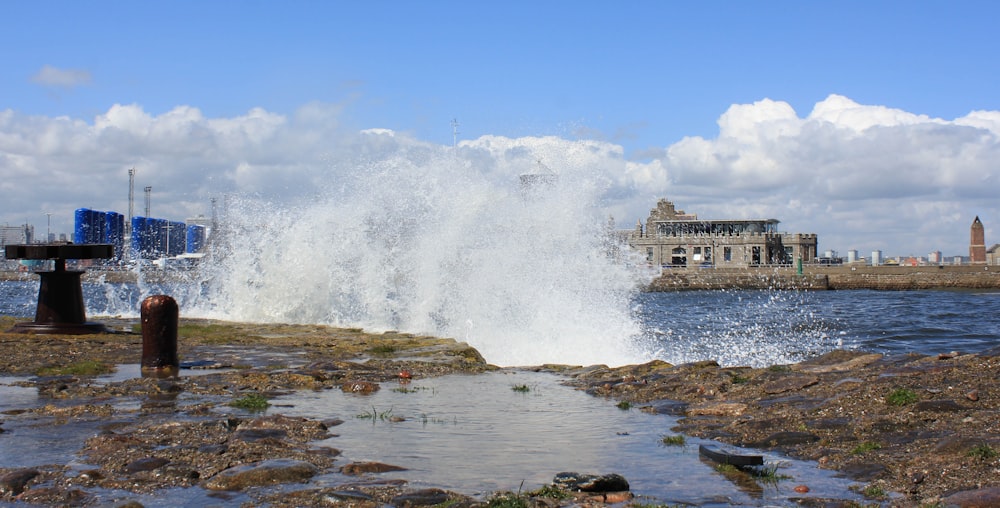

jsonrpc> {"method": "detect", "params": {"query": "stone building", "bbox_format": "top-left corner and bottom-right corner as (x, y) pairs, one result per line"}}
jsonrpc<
(625, 198), (817, 268)
(970, 216), (986, 264)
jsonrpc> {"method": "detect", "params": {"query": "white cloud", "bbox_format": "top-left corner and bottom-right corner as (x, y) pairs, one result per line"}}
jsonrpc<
(1, 94), (998, 257)
(30, 65), (92, 88)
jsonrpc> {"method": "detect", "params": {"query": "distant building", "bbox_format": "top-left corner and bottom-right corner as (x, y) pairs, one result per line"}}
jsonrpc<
(928, 251), (942, 264)
(987, 244), (1000, 266)
(624, 198), (817, 268)
(872, 250), (883, 267)
(970, 216), (986, 263)
(0, 224), (34, 248)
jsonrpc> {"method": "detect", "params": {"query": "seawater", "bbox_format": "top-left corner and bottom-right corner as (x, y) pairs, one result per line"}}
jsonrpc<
(3, 280), (999, 367)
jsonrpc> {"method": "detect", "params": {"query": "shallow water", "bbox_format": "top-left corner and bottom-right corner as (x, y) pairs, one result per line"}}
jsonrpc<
(0, 369), (868, 506)
(269, 370), (865, 505)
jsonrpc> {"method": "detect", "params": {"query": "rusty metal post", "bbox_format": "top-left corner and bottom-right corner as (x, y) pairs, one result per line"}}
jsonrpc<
(141, 295), (179, 378)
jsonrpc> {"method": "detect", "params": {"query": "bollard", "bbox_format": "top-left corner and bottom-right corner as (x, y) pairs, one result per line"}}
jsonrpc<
(141, 295), (179, 378)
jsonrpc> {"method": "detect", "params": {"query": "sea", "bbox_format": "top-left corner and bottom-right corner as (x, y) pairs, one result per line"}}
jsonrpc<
(3, 278), (998, 367)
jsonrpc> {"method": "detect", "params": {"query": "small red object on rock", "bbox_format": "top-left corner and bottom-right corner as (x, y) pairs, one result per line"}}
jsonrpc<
(398, 370), (412, 379)
(794, 484), (810, 493)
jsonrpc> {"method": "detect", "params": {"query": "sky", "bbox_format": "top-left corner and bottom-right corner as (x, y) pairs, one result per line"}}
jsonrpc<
(2, 0), (1000, 258)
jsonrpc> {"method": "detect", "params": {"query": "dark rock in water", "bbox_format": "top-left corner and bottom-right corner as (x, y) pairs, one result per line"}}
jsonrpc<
(391, 488), (453, 506)
(14, 486), (92, 506)
(940, 486), (1000, 507)
(234, 427), (287, 442)
(203, 459), (319, 491)
(553, 472), (630, 492)
(641, 398), (689, 416)
(340, 461), (407, 475)
(341, 380), (380, 394)
(752, 431), (820, 448)
(125, 457), (170, 474)
(0, 468), (40, 496)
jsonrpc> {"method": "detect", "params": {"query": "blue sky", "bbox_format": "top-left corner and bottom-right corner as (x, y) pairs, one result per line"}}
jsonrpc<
(3, 1), (1000, 258)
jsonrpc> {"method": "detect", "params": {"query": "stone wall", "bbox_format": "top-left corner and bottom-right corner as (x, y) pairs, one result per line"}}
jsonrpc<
(647, 265), (1000, 291)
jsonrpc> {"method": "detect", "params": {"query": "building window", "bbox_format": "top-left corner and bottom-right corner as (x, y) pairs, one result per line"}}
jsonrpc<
(646, 247), (654, 262)
(724, 247), (732, 261)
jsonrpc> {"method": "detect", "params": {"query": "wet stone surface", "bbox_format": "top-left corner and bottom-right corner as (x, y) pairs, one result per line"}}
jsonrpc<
(561, 347), (1000, 506)
(1, 316), (999, 506)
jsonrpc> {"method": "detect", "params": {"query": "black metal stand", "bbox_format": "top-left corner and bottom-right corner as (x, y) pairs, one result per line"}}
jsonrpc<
(5, 244), (113, 335)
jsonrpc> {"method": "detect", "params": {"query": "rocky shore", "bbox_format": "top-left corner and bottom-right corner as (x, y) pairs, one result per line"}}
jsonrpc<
(1, 316), (999, 507)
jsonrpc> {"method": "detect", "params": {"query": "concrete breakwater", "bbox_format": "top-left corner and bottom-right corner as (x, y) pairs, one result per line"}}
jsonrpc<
(647, 265), (1000, 291)
(3, 265), (1000, 291)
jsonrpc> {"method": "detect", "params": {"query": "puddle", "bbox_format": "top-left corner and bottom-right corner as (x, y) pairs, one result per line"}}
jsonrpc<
(270, 370), (867, 505)
(0, 368), (869, 505)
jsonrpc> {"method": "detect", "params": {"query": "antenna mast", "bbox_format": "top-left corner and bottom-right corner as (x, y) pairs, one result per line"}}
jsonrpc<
(451, 118), (460, 147)
(144, 186), (152, 217)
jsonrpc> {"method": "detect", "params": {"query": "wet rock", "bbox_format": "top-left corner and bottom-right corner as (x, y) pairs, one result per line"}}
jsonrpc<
(641, 399), (689, 416)
(753, 431), (820, 448)
(391, 488), (453, 506)
(553, 472), (630, 492)
(340, 461), (408, 475)
(687, 401), (747, 417)
(15, 486), (92, 505)
(840, 461), (887, 482)
(793, 352), (882, 373)
(125, 457), (170, 474)
(203, 458), (319, 490)
(914, 400), (966, 412)
(341, 381), (380, 394)
(805, 417), (851, 430)
(967, 389), (980, 401)
(762, 375), (819, 394)
(233, 428), (287, 442)
(940, 486), (1000, 507)
(0, 468), (40, 496)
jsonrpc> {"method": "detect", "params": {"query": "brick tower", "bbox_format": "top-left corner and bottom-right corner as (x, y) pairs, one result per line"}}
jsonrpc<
(970, 216), (986, 263)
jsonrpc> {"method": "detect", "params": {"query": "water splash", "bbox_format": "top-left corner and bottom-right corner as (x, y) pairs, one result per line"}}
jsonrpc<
(194, 151), (650, 367)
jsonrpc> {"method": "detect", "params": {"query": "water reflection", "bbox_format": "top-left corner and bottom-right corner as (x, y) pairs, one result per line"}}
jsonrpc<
(271, 370), (866, 505)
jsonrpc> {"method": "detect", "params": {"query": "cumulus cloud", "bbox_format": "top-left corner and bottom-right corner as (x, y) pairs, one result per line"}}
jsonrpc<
(30, 65), (92, 88)
(1, 94), (998, 257)
(617, 94), (1000, 256)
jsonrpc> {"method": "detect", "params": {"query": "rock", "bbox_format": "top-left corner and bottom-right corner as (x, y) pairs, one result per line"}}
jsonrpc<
(641, 399), (689, 416)
(340, 461), (407, 475)
(391, 488), (453, 506)
(686, 401), (747, 417)
(967, 389), (980, 401)
(124, 457), (170, 474)
(0, 468), (40, 496)
(762, 375), (819, 394)
(940, 486), (1000, 507)
(753, 431), (820, 448)
(794, 352), (882, 373)
(203, 459), (319, 491)
(341, 381), (380, 394)
(553, 472), (630, 492)
(913, 400), (966, 412)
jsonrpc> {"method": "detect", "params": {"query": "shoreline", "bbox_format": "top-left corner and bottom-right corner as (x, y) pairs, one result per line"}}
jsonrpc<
(1, 318), (999, 506)
(3, 265), (1000, 290)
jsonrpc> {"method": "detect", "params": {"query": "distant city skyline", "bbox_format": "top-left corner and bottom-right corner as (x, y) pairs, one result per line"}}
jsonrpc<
(2, 2), (999, 257)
